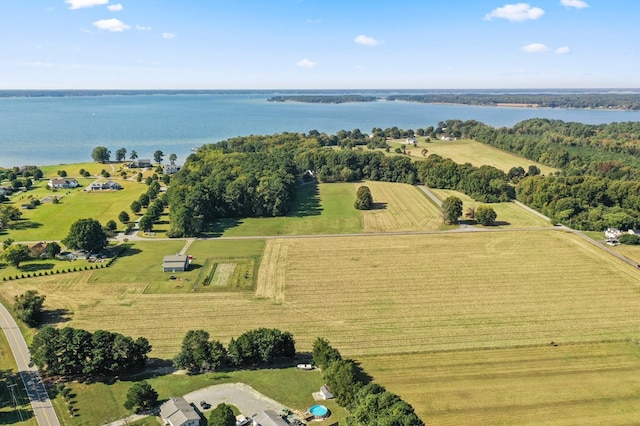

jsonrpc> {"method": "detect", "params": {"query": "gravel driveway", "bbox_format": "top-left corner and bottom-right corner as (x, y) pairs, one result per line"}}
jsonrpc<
(183, 383), (286, 417)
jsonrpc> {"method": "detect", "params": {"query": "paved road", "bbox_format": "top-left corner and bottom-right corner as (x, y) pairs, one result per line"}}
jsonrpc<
(0, 305), (61, 426)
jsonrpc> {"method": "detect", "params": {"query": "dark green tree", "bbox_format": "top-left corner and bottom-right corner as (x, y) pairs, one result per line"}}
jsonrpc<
(129, 150), (138, 161)
(2, 244), (30, 267)
(14, 290), (46, 327)
(153, 150), (164, 164)
(312, 337), (342, 369)
(173, 330), (227, 373)
(62, 218), (107, 252)
(323, 359), (363, 406)
(130, 200), (142, 214)
(475, 205), (497, 225)
(138, 215), (153, 233)
(115, 148), (127, 162)
(123, 381), (158, 412)
(354, 186), (373, 210)
(118, 211), (130, 224)
(91, 146), (111, 164)
(169, 153), (177, 164)
(105, 219), (117, 231)
(441, 196), (463, 224)
(208, 403), (236, 426)
(619, 234), (640, 245)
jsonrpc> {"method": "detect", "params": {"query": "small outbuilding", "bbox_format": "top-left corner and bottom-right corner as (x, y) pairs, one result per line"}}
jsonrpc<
(163, 254), (189, 272)
(320, 385), (334, 400)
(159, 397), (201, 426)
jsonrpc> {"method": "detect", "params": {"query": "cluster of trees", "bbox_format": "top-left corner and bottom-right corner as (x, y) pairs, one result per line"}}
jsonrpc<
(173, 328), (295, 373)
(63, 218), (108, 253)
(385, 93), (640, 111)
(518, 175), (640, 230)
(124, 381), (158, 413)
(311, 338), (423, 425)
(0, 205), (22, 231)
(130, 181), (167, 233)
(0, 165), (43, 182)
(92, 146), (175, 165)
(14, 290), (46, 327)
(418, 155), (515, 202)
(30, 326), (151, 377)
(167, 132), (426, 236)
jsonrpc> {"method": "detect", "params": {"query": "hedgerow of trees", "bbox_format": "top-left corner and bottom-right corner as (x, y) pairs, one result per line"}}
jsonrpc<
(30, 326), (151, 377)
(173, 328), (295, 373)
(311, 337), (423, 425)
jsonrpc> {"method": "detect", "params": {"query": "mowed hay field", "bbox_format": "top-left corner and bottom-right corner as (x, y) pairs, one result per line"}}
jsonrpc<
(360, 181), (442, 232)
(4, 230), (640, 359)
(361, 342), (640, 425)
(403, 138), (557, 175)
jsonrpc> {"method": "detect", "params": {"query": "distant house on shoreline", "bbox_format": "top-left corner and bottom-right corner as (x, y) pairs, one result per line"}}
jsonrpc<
(164, 163), (181, 174)
(86, 180), (122, 191)
(47, 178), (79, 189)
(129, 159), (152, 168)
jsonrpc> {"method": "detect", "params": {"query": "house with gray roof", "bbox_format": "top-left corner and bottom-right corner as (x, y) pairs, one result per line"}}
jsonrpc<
(252, 410), (288, 426)
(159, 397), (201, 426)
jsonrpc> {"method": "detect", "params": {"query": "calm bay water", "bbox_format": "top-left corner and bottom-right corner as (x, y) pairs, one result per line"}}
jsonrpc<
(2, 92), (640, 168)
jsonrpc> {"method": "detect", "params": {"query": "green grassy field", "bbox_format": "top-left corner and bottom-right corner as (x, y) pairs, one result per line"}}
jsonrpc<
(208, 183), (362, 237)
(2, 178), (147, 241)
(428, 188), (552, 228)
(51, 367), (346, 426)
(390, 138), (558, 175)
(362, 342), (640, 425)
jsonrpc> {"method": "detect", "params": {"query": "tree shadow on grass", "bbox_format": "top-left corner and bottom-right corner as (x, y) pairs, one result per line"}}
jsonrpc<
(20, 263), (55, 272)
(203, 218), (243, 238)
(288, 183), (322, 218)
(9, 219), (42, 230)
(370, 202), (388, 210)
(41, 308), (72, 325)
(115, 246), (142, 258)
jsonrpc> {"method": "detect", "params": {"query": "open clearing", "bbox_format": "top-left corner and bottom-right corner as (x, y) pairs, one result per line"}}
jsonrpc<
(360, 181), (442, 232)
(5, 230), (640, 361)
(395, 138), (557, 175)
(361, 342), (640, 425)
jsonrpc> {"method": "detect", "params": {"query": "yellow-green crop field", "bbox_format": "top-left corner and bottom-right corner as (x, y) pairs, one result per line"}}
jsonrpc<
(361, 181), (442, 232)
(361, 342), (640, 424)
(396, 138), (558, 175)
(4, 230), (640, 359)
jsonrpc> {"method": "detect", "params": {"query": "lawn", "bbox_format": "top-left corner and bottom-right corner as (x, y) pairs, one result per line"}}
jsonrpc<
(51, 367), (346, 426)
(428, 188), (552, 228)
(361, 341), (640, 425)
(2, 178), (148, 241)
(207, 182), (363, 237)
(391, 138), (558, 175)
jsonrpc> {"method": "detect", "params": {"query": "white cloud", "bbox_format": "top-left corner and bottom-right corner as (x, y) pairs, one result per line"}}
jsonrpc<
(65, 0), (108, 10)
(484, 3), (545, 21)
(560, 0), (589, 9)
(296, 58), (317, 68)
(354, 35), (384, 46)
(25, 61), (53, 67)
(93, 18), (130, 32)
(136, 25), (152, 31)
(162, 32), (175, 39)
(522, 43), (549, 53)
(107, 4), (123, 11)
(555, 46), (571, 54)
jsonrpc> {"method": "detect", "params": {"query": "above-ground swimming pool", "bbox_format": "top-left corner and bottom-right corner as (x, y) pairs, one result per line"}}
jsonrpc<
(309, 404), (329, 419)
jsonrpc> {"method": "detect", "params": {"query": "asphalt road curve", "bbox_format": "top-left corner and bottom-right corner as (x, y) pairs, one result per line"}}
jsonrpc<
(0, 304), (61, 426)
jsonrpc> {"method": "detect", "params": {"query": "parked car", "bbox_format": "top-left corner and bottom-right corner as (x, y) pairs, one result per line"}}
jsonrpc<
(199, 400), (211, 410)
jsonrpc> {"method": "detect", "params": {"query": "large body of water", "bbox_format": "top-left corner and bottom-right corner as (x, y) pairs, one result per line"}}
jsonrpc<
(2, 92), (640, 168)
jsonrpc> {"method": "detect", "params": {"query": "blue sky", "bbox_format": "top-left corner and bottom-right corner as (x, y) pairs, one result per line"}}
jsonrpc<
(1, 0), (637, 89)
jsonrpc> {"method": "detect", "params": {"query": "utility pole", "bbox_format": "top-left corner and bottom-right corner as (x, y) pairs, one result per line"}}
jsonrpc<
(7, 382), (24, 422)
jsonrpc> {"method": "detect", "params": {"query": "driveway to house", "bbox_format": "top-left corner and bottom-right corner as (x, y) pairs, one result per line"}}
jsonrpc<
(0, 304), (61, 426)
(183, 383), (286, 418)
